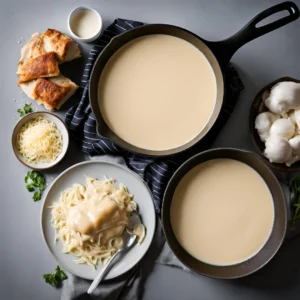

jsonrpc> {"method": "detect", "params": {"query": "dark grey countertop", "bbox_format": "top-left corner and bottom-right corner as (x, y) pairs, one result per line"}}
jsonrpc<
(2, 0), (300, 299)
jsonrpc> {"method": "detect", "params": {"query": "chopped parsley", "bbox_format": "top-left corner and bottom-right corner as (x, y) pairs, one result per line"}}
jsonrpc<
(43, 266), (68, 287)
(17, 102), (32, 117)
(25, 170), (45, 201)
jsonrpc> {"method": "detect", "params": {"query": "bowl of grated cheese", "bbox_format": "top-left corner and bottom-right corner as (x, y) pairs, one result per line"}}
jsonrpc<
(12, 112), (69, 170)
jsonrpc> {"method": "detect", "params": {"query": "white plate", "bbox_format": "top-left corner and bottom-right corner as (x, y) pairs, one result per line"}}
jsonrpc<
(41, 161), (156, 280)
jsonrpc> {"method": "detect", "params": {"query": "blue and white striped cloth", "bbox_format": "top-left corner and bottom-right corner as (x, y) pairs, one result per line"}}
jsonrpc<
(65, 18), (244, 213)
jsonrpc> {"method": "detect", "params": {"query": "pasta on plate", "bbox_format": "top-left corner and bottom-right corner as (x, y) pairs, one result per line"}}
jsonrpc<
(51, 177), (146, 268)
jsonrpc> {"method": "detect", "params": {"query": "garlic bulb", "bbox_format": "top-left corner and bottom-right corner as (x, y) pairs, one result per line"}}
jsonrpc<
(264, 82), (300, 116)
(289, 135), (300, 155)
(269, 118), (295, 139)
(264, 136), (292, 163)
(254, 112), (279, 142)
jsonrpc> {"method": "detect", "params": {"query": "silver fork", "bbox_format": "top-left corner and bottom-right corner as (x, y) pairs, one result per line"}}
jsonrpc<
(87, 212), (142, 294)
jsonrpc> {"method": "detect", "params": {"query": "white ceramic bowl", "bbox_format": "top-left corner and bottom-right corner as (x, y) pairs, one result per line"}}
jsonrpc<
(12, 112), (69, 170)
(68, 6), (103, 43)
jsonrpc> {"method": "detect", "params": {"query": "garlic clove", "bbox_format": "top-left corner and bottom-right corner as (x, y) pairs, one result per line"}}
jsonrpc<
(288, 110), (296, 124)
(264, 81), (300, 117)
(286, 155), (300, 167)
(294, 109), (300, 129)
(264, 136), (292, 164)
(289, 135), (300, 155)
(269, 118), (295, 139)
(255, 112), (279, 142)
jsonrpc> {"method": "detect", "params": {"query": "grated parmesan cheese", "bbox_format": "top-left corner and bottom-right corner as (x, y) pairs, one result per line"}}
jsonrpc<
(17, 116), (63, 164)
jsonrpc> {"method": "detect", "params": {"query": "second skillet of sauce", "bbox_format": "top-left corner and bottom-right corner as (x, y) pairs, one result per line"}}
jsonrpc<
(98, 34), (216, 151)
(170, 159), (274, 266)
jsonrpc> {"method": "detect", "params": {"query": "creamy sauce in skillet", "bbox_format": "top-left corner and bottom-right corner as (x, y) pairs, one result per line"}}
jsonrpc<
(171, 159), (274, 266)
(98, 34), (216, 151)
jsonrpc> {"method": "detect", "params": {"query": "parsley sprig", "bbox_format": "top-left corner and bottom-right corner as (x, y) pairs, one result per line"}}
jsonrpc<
(291, 176), (300, 224)
(43, 266), (68, 287)
(17, 103), (32, 117)
(25, 171), (46, 201)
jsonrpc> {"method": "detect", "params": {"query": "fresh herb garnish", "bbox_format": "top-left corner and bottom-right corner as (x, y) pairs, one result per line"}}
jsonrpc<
(43, 266), (68, 288)
(17, 102), (32, 117)
(33, 190), (43, 201)
(25, 170), (46, 201)
(291, 176), (300, 224)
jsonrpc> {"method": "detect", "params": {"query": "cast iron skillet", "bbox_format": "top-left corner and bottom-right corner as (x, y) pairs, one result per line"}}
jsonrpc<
(90, 2), (299, 157)
(162, 148), (287, 279)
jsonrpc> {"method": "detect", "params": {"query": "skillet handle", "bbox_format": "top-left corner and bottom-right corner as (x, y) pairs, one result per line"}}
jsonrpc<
(207, 1), (299, 69)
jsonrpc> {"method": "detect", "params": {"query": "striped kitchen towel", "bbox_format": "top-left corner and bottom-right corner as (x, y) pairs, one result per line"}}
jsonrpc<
(65, 18), (244, 213)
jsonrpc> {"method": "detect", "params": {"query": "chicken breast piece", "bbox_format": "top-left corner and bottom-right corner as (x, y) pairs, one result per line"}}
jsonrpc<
(64, 40), (81, 62)
(20, 75), (78, 110)
(17, 29), (81, 110)
(18, 33), (44, 69)
(33, 78), (71, 110)
(18, 29), (81, 66)
(17, 52), (59, 84)
(41, 29), (81, 62)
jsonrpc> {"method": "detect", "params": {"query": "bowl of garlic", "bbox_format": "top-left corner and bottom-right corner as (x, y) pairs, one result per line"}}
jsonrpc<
(250, 77), (300, 172)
